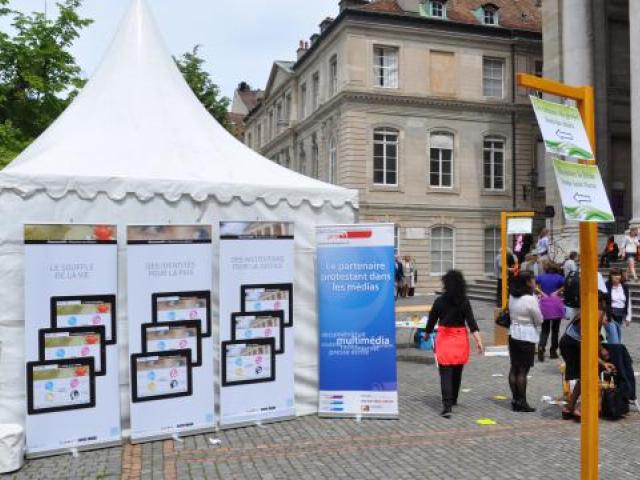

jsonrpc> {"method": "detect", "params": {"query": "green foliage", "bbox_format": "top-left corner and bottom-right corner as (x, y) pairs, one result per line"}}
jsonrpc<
(175, 46), (231, 130)
(0, 0), (91, 168)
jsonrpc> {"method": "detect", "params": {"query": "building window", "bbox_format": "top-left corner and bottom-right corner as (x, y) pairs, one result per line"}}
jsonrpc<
(484, 226), (500, 274)
(285, 93), (292, 121)
(483, 57), (504, 98)
(299, 143), (307, 175)
(246, 132), (253, 149)
(482, 4), (498, 25)
(311, 134), (319, 178)
(328, 136), (337, 184)
(429, 131), (454, 188)
(282, 149), (291, 169)
(373, 46), (399, 89)
(256, 125), (262, 147)
(329, 55), (338, 96)
(431, 226), (454, 275)
(373, 127), (399, 186)
(429, 0), (446, 18)
(300, 83), (307, 118)
(276, 102), (283, 133)
(312, 72), (320, 111)
(483, 136), (505, 191)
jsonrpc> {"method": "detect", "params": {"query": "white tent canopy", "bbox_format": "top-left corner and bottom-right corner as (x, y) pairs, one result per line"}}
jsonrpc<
(0, 0), (357, 430)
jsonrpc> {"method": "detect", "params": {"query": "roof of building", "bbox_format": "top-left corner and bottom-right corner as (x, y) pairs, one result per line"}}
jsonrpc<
(355, 0), (541, 32)
(237, 87), (263, 111)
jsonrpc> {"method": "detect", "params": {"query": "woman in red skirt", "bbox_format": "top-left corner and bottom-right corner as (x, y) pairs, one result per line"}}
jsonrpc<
(425, 270), (484, 418)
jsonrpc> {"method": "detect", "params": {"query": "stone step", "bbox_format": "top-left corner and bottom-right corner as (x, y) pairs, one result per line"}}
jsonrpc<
(468, 284), (497, 295)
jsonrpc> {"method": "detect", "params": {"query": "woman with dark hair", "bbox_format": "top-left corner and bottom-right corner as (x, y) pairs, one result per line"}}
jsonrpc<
(425, 270), (483, 418)
(605, 268), (631, 344)
(600, 236), (619, 268)
(508, 272), (543, 412)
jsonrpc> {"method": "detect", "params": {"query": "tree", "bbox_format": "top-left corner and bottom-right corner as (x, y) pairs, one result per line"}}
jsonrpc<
(0, 0), (92, 168)
(175, 46), (231, 130)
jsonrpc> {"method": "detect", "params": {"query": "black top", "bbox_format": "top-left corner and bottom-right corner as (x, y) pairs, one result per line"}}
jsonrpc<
(425, 295), (479, 335)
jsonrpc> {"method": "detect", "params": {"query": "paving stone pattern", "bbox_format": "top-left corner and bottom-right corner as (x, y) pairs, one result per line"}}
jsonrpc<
(3, 298), (640, 479)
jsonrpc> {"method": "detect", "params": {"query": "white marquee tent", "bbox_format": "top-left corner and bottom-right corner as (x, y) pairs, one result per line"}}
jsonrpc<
(0, 0), (358, 430)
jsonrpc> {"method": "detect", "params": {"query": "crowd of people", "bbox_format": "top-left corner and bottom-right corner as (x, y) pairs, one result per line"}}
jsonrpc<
(395, 255), (417, 299)
(424, 227), (636, 420)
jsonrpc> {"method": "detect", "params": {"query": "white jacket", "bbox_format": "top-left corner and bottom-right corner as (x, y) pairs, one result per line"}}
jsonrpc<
(509, 294), (543, 344)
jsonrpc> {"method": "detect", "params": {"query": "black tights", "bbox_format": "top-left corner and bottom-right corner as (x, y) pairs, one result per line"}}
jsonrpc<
(439, 365), (464, 408)
(539, 319), (561, 353)
(509, 365), (531, 404)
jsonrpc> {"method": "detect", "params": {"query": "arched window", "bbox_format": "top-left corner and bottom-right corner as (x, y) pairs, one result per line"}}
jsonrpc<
(483, 136), (506, 191)
(328, 136), (338, 184)
(373, 127), (399, 185)
(429, 131), (454, 188)
(484, 226), (500, 274)
(483, 4), (498, 25)
(431, 226), (454, 275)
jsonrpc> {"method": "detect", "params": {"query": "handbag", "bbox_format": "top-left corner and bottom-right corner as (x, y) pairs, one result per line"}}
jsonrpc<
(600, 372), (629, 420)
(495, 309), (511, 329)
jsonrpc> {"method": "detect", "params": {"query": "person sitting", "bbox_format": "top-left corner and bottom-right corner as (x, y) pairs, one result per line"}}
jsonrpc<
(600, 236), (619, 268)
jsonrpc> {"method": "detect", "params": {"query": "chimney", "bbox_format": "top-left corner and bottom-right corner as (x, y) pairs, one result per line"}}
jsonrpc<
(297, 40), (308, 60)
(339, 0), (369, 13)
(310, 33), (320, 45)
(319, 17), (334, 33)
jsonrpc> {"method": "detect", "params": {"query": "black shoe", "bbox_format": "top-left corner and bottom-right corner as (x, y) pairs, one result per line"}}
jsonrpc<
(538, 348), (545, 362)
(518, 402), (536, 413)
(512, 401), (521, 412)
(550, 350), (559, 359)
(440, 407), (452, 418)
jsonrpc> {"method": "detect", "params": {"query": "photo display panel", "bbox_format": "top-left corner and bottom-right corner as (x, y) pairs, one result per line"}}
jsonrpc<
(241, 284), (293, 328)
(221, 339), (276, 386)
(152, 291), (211, 337)
(231, 311), (285, 354)
(39, 326), (107, 376)
(127, 225), (215, 442)
(24, 224), (121, 456)
(142, 321), (202, 367)
(219, 222), (295, 427)
(51, 295), (116, 345)
(131, 351), (193, 403)
(27, 359), (95, 415)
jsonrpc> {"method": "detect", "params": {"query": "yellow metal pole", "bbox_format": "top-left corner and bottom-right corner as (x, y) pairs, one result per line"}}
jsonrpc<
(517, 73), (599, 480)
(578, 86), (599, 480)
(501, 211), (508, 310)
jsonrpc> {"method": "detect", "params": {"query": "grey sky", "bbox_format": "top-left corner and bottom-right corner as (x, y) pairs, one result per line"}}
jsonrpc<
(2, 0), (338, 99)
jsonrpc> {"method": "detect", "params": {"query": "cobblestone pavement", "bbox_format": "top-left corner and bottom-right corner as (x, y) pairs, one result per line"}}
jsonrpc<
(4, 298), (640, 479)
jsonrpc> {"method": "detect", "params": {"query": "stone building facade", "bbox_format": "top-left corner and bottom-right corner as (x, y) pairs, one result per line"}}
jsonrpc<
(542, 0), (636, 244)
(242, 0), (545, 292)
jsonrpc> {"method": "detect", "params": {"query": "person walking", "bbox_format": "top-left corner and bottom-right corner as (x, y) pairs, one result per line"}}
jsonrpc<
(537, 228), (550, 261)
(425, 270), (483, 418)
(600, 236), (619, 268)
(563, 252), (579, 278)
(536, 262), (565, 361)
(394, 256), (404, 300)
(622, 228), (639, 281)
(508, 272), (543, 412)
(605, 268), (631, 344)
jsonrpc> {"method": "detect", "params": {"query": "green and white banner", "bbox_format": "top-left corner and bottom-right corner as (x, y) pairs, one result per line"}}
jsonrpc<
(552, 158), (614, 223)
(530, 96), (594, 161)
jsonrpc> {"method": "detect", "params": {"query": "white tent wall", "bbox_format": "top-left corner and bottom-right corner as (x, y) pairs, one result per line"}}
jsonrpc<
(0, 190), (356, 431)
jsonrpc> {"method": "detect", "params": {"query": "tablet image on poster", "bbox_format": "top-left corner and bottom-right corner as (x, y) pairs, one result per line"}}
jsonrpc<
(231, 312), (285, 354)
(51, 295), (117, 345)
(27, 359), (95, 415)
(152, 291), (211, 338)
(221, 339), (276, 386)
(39, 326), (107, 376)
(131, 351), (193, 402)
(241, 284), (293, 328)
(142, 321), (202, 367)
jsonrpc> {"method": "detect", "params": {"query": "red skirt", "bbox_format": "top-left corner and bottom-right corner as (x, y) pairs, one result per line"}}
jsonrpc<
(435, 326), (470, 366)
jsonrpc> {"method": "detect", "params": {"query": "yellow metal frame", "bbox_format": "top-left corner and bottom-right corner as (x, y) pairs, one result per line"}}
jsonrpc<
(500, 211), (535, 310)
(518, 73), (598, 480)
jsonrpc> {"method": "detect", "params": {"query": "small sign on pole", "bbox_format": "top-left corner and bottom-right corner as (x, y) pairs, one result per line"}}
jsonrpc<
(530, 96), (594, 161)
(552, 158), (614, 223)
